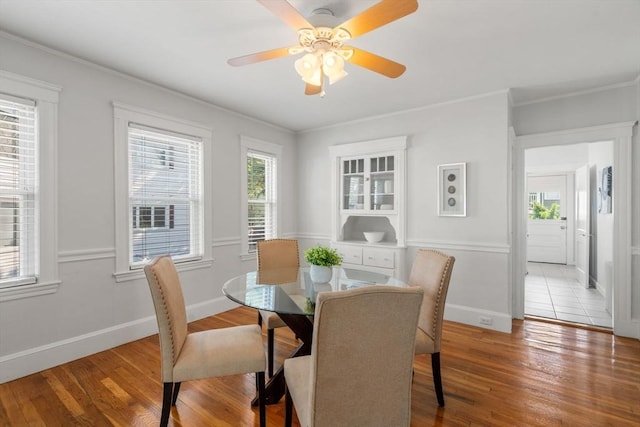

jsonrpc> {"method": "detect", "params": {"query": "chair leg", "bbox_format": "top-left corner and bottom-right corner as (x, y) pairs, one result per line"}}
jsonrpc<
(161, 382), (173, 427)
(171, 382), (181, 405)
(257, 371), (266, 427)
(267, 328), (275, 377)
(284, 386), (293, 427)
(431, 352), (445, 407)
(257, 311), (263, 327)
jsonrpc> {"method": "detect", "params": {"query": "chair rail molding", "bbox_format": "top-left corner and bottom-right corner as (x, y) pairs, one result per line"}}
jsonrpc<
(407, 239), (510, 254)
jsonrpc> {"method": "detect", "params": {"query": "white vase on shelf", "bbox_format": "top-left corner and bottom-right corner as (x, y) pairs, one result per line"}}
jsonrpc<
(309, 265), (332, 283)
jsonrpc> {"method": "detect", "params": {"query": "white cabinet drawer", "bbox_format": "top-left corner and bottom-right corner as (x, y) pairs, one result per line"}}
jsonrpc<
(336, 245), (363, 265)
(363, 247), (394, 269)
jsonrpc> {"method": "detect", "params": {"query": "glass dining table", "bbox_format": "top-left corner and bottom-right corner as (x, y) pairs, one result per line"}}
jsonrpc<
(223, 266), (406, 404)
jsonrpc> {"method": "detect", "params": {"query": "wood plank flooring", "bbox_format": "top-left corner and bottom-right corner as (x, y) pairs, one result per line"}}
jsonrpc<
(1, 306), (639, 426)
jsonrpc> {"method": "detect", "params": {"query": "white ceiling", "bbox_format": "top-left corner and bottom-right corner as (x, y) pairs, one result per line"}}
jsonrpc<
(0, 0), (638, 132)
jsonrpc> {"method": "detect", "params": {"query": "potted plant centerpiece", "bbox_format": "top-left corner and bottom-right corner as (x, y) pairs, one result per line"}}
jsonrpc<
(304, 245), (343, 283)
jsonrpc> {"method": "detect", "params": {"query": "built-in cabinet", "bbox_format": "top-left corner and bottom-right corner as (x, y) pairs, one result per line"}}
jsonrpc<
(329, 136), (407, 279)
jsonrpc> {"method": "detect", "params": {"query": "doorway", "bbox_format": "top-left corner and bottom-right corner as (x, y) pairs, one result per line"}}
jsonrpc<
(512, 121), (635, 337)
(523, 142), (613, 328)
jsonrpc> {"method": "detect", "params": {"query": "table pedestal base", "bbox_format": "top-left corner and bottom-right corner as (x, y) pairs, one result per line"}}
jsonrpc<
(252, 312), (313, 405)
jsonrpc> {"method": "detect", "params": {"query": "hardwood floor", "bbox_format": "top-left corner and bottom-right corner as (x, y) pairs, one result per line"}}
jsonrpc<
(1, 306), (639, 426)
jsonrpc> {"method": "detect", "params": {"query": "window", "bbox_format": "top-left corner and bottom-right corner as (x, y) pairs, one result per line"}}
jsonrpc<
(529, 192), (560, 219)
(0, 71), (60, 299)
(128, 125), (201, 265)
(113, 103), (212, 280)
(132, 205), (172, 229)
(241, 136), (282, 256)
(0, 95), (36, 286)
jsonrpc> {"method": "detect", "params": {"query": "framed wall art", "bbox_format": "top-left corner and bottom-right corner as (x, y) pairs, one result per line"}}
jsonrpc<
(438, 162), (466, 217)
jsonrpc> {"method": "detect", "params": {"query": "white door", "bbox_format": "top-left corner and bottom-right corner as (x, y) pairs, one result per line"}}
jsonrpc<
(575, 165), (590, 288)
(527, 220), (567, 263)
(526, 175), (567, 264)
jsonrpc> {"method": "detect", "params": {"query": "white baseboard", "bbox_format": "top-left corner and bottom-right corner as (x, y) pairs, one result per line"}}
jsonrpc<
(0, 296), (236, 384)
(444, 303), (512, 333)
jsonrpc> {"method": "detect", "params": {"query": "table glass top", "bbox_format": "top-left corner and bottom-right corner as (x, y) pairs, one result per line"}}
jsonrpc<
(223, 267), (406, 316)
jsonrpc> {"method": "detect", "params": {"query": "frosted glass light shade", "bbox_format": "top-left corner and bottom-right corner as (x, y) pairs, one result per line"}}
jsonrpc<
(323, 52), (347, 84)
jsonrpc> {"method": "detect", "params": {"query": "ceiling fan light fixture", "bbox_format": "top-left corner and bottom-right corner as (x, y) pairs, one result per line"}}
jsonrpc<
(303, 67), (323, 86)
(323, 52), (348, 84)
(295, 53), (319, 76)
(295, 54), (323, 86)
(229, 0), (419, 96)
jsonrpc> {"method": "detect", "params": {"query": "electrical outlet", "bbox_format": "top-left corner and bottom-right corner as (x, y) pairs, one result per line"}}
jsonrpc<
(479, 316), (493, 326)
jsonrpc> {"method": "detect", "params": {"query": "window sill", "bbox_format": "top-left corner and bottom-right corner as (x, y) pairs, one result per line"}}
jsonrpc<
(0, 280), (61, 302)
(114, 258), (214, 283)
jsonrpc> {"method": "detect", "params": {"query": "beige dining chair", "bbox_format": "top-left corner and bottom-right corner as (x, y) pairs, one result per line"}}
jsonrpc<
(144, 255), (266, 427)
(256, 238), (300, 377)
(409, 249), (455, 407)
(284, 285), (424, 427)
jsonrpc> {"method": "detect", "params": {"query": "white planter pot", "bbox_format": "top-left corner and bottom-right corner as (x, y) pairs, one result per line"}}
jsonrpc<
(309, 265), (332, 283)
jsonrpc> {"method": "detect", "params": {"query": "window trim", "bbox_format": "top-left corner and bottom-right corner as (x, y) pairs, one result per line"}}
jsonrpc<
(0, 70), (61, 301)
(240, 135), (282, 258)
(113, 102), (212, 282)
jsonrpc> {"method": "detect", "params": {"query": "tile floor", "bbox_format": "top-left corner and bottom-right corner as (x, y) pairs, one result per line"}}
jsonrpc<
(525, 262), (612, 328)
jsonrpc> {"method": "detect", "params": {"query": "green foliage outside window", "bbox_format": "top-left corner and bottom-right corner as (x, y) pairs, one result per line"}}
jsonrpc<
(529, 201), (560, 219)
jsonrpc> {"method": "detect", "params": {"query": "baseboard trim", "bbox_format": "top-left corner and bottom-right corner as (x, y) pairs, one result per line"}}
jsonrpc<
(444, 303), (512, 333)
(0, 296), (236, 384)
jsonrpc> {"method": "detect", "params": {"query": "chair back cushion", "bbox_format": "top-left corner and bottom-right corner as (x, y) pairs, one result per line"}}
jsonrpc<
(257, 239), (299, 270)
(310, 286), (423, 426)
(408, 249), (455, 353)
(144, 255), (189, 381)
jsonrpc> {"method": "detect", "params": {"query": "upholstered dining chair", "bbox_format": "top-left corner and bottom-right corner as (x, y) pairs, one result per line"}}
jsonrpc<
(144, 255), (266, 427)
(409, 249), (456, 407)
(284, 285), (424, 427)
(256, 238), (300, 377)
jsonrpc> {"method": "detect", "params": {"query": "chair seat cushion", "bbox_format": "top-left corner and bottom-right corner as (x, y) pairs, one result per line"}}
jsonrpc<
(259, 310), (287, 329)
(284, 355), (312, 426)
(414, 327), (436, 355)
(173, 324), (266, 382)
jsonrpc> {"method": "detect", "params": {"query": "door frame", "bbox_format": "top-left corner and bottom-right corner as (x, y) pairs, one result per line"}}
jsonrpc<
(512, 121), (636, 338)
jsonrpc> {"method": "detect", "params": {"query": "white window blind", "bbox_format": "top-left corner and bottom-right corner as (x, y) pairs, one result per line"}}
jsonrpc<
(128, 124), (202, 267)
(0, 94), (37, 287)
(247, 151), (277, 252)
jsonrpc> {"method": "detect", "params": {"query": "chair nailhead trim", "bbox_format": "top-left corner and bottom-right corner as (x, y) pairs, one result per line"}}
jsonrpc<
(150, 263), (177, 366)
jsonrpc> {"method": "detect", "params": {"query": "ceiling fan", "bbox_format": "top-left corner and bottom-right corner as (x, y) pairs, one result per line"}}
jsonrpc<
(228, 0), (419, 96)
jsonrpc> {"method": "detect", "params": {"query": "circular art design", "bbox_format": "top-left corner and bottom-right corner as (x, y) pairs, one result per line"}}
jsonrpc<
(447, 173), (456, 182)
(448, 197), (456, 207)
(448, 185), (456, 194)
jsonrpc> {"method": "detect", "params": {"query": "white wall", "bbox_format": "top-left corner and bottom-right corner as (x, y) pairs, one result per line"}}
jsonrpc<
(297, 91), (513, 333)
(0, 34), (297, 382)
(513, 84), (637, 135)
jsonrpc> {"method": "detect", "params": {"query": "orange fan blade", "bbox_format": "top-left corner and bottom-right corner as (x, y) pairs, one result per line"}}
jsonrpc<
(305, 83), (322, 96)
(334, 0), (418, 39)
(257, 0), (313, 31)
(228, 46), (296, 66)
(347, 47), (406, 78)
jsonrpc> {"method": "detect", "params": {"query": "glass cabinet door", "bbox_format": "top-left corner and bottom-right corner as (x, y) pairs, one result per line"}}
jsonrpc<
(369, 155), (394, 211)
(341, 155), (397, 211)
(342, 158), (365, 210)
